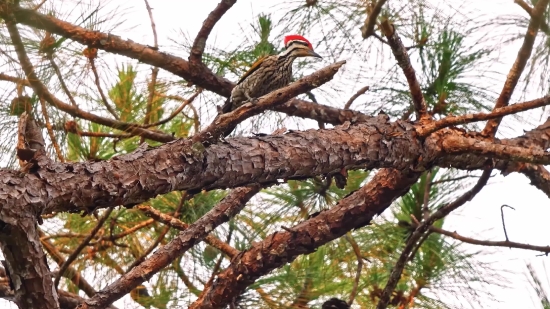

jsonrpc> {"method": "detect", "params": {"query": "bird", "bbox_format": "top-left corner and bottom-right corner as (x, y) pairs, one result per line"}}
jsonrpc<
(221, 34), (322, 114)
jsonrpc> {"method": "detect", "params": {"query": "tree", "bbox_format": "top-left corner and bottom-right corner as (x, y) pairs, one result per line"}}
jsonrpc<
(0, 0), (549, 308)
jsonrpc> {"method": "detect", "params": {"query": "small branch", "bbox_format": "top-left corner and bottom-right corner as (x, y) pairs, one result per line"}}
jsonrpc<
(379, 19), (430, 121)
(482, 0), (550, 136)
(422, 170), (433, 220)
(515, 0), (550, 34)
(189, 0), (237, 63)
(430, 225), (550, 253)
(142, 89), (202, 128)
(89, 58), (119, 120)
(137, 204), (239, 258)
(419, 95), (550, 136)
(54, 207), (114, 289)
(48, 55), (78, 107)
(38, 96), (64, 162)
(360, 0), (388, 38)
(375, 167), (492, 309)
(442, 135), (550, 165)
(77, 131), (132, 139)
(345, 234), (364, 306)
(500, 204), (515, 242)
(142, 0), (160, 142)
(0, 72), (29, 86)
(344, 85), (369, 110)
(194, 60), (346, 143)
(78, 185), (260, 309)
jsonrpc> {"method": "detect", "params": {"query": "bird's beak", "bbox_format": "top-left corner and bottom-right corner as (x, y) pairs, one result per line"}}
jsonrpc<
(307, 49), (322, 59)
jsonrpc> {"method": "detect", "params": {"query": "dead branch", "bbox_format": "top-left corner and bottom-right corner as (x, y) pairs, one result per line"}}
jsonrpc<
(360, 0), (388, 38)
(89, 57), (119, 120)
(142, 89), (202, 128)
(379, 19), (430, 121)
(419, 95), (550, 136)
(189, 0), (237, 63)
(344, 85), (369, 110)
(482, 0), (550, 136)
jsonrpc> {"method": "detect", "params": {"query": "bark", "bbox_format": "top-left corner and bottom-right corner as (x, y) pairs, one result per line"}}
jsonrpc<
(189, 169), (420, 309)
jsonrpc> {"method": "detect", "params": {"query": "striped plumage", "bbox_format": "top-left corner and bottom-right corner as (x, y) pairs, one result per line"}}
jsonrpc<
(221, 34), (321, 113)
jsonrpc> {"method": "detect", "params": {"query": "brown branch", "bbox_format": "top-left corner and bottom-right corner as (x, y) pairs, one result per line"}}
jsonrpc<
(442, 135), (550, 165)
(379, 19), (430, 121)
(419, 95), (550, 136)
(344, 85), (369, 110)
(54, 207), (114, 289)
(189, 0), (237, 64)
(38, 96), (64, 162)
(106, 219), (155, 242)
(142, 0), (160, 142)
(0, 72), (29, 86)
(89, 58), (119, 120)
(142, 89), (202, 128)
(194, 60), (346, 143)
(188, 168), (420, 309)
(77, 131), (132, 139)
(360, 0), (388, 38)
(39, 230), (97, 297)
(515, 0), (550, 34)
(482, 0), (550, 136)
(76, 185), (260, 309)
(430, 225), (550, 253)
(375, 167), (492, 309)
(48, 55), (78, 107)
(137, 205), (239, 258)
(4, 18), (175, 143)
(346, 234), (364, 306)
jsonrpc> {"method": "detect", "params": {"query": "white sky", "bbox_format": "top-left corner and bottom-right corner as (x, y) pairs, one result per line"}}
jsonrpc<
(3, 0), (550, 308)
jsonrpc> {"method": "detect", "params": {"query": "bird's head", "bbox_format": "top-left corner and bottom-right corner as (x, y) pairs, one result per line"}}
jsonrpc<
(281, 34), (322, 59)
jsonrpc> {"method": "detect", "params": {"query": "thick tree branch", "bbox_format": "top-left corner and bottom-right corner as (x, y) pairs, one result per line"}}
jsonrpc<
(515, 0), (550, 35)
(189, 0), (236, 63)
(76, 185), (260, 309)
(189, 168), (420, 309)
(482, 0), (550, 136)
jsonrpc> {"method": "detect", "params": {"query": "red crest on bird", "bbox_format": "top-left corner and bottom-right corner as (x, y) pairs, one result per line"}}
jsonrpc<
(284, 34), (314, 50)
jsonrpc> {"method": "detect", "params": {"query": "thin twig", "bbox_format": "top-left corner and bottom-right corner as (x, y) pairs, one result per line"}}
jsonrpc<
(48, 55), (78, 107)
(54, 207), (114, 289)
(422, 170), (433, 220)
(142, 0), (160, 142)
(482, 0), (550, 136)
(137, 204), (239, 258)
(142, 89), (202, 128)
(361, 0), (388, 38)
(189, 0), (237, 63)
(33, 0), (47, 10)
(501, 204), (515, 242)
(344, 85), (369, 110)
(89, 58), (119, 120)
(78, 131), (132, 139)
(379, 19), (430, 121)
(429, 224), (550, 253)
(38, 96), (64, 162)
(345, 233), (364, 306)
(376, 167), (492, 309)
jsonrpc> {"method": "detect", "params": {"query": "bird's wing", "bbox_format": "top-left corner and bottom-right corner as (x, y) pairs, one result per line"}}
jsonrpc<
(236, 55), (269, 85)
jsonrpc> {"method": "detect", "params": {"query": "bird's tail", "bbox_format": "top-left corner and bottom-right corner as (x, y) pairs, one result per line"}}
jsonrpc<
(221, 97), (232, 114)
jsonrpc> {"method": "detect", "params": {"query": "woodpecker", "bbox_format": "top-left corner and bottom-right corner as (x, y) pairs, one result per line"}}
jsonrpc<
(221, 34), (322, 113)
